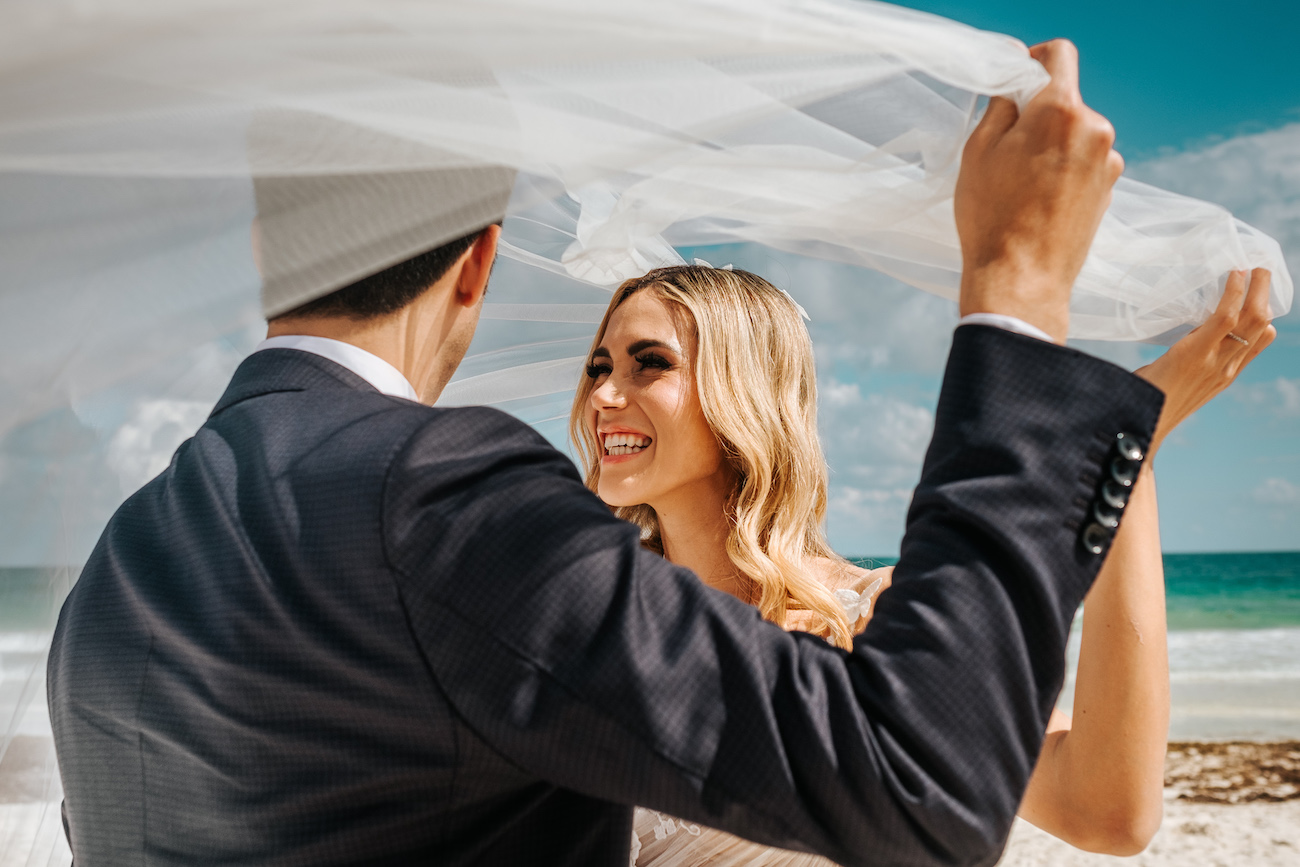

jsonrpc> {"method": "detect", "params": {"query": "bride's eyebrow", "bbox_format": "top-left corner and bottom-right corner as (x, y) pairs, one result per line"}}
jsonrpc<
(626, 339), (676, 355)
(589, 339), (678, 362)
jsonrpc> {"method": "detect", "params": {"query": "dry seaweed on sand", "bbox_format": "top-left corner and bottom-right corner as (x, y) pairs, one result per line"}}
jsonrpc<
(1165, 741), (1300, 804)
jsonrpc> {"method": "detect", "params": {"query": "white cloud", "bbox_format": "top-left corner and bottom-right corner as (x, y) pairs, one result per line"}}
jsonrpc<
(1252, 477), (1300, 507)
(1233, 376), (1300, 418)
(817, 382), (934, 553)
(818, 382), (934, 470)
(106, 400), (212, 496)
(827, 484), (916, 556)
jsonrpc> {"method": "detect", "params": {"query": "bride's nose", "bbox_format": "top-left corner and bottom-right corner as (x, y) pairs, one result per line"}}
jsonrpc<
(590, 376), (626, 410)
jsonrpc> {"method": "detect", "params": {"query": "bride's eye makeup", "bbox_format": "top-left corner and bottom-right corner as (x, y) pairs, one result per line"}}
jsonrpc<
(586, 338), (676, 379)
(633, 351), (671, 372)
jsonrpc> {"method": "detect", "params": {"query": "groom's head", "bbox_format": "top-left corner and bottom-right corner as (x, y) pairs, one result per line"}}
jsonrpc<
(249, 107), (516, 321)
(252, 167), (514, 322)
(248, 110), (516, 400)
(255, 214), (497, 323)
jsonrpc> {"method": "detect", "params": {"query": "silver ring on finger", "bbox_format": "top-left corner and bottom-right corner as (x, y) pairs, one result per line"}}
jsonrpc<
(1226, 332), (1249, 346)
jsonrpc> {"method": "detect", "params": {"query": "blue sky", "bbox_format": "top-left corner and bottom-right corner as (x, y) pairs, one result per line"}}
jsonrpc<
(892, 0), (1300, 159)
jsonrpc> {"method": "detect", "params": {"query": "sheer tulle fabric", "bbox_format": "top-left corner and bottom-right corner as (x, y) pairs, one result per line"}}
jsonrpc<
(0, 0), (1291, 864)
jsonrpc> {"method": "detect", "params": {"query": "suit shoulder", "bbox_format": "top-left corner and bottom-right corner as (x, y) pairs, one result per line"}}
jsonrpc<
(380, 404), (597, 575)
(387, 402), (578, 484)
(400, 403), (556, 453)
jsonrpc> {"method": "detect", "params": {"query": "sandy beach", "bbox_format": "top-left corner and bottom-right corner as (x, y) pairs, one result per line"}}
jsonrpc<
(999, 742), (1300, 867)
(1000, 799), (1300, 866)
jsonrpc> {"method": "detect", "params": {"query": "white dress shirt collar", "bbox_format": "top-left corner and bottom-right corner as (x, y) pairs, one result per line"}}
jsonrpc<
(254, 335), (420, 402)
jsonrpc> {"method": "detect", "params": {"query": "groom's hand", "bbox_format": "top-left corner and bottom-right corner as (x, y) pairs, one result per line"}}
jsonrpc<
(955, 39), (1124, 344)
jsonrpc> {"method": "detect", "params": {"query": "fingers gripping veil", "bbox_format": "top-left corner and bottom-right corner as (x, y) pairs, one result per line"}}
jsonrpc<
(0, 0), (1291, 862)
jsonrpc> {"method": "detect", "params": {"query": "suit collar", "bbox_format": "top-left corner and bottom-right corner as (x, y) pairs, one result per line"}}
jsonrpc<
(254, 335), (419, 401)
(209, 348), (380, 418)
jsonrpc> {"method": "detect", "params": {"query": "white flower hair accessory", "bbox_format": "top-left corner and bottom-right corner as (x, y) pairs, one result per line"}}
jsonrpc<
(692, 258), (810, 321)
(834, 572), (887, 623)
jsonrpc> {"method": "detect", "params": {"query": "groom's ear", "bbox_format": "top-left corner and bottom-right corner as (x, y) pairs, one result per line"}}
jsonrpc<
(453, 223), (502, 308)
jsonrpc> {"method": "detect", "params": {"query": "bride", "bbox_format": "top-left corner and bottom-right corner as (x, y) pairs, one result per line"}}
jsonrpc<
(568, 262), (1275, 865)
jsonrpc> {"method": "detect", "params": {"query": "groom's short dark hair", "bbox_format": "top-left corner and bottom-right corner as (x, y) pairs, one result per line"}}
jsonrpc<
(249, 111), (515, 322)
(269, 226), (489, 322)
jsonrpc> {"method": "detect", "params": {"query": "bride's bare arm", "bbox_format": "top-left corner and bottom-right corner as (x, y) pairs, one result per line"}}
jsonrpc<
(1016, 463), (1167, 854)
(1017, 268), (1276, 854)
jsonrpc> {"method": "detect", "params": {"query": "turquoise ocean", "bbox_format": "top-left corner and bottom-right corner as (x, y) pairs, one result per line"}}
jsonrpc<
(855, 551), (1300, 740)
(4, 553), (1300, 743)
(851, 551), (1300, 630)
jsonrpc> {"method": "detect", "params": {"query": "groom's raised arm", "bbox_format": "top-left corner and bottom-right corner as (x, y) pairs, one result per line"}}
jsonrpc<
(382, 39), (1162, 867)
(384, 328), (1161, 867)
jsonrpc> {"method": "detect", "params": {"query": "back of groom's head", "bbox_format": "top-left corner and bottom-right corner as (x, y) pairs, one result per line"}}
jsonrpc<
(249, 109), (516, 321)
(259, 217), (490, 322)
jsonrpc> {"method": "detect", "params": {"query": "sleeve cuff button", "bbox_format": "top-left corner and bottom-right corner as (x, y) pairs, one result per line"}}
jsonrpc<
(1116, 432), (1144, 462)
(1110, 456), (1139, 488)
(1092, 502), (1121, 529)
(1101, 479), (1130, 510)
(1082, 523), (1109, 555)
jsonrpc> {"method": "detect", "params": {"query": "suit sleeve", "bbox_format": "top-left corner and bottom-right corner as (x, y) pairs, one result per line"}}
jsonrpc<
(382, 325), (1164, 867)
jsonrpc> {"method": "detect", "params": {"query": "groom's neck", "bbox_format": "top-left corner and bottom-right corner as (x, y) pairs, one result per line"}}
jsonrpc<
(262, 224), (499, 404)
(265, 276), (472, 405)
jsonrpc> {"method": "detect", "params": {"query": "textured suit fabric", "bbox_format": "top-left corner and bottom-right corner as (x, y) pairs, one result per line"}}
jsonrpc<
(48, 325), (1163, 867)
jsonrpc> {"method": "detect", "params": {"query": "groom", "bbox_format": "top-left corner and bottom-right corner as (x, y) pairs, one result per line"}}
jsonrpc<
(49, 41), (1161, 867)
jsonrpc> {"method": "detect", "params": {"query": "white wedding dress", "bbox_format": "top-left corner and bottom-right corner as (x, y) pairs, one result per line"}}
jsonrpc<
(631, 808), (842, 867)
(0, 1), (1291, 865)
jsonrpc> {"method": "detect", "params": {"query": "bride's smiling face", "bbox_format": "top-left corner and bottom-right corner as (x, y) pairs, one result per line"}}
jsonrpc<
(586, 290), (730, 509)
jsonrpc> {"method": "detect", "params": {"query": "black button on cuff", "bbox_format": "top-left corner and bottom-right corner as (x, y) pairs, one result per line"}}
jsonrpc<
(1092, 502), (1121, 530)
(1101, 479), (1130, 510)
(1082, 431), (1146, 555)
(1082, 523), (1109, 555)
(1116, 432), (1144, 462)
(1110, 456), (1139, 488)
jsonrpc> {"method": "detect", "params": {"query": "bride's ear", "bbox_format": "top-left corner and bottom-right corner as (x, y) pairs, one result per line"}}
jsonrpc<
(453, 224), (501, 307)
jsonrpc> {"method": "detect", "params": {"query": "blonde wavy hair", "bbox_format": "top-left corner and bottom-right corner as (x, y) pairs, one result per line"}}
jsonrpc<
(569, 264), (854, 649)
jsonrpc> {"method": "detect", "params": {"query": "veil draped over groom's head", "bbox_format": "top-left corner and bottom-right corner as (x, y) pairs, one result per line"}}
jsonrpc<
(248, 109), (516, 319)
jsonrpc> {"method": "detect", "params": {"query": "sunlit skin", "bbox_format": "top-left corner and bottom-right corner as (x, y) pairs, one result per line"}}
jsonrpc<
(264, 225), (501, 405)
(586, 292), (750, 600)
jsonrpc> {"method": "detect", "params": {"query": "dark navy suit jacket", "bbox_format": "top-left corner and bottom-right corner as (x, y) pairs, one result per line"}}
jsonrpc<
(49, 325), (1163, 866)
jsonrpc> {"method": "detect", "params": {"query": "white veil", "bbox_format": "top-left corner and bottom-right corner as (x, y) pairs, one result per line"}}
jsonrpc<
(0, 0), (1291, 863)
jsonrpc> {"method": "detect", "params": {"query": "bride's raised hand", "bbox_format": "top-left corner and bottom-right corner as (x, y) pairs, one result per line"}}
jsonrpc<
(1136, 268), (1276, 452)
